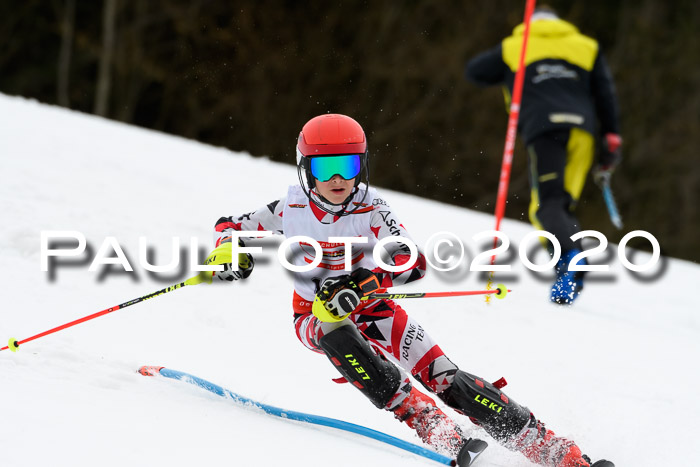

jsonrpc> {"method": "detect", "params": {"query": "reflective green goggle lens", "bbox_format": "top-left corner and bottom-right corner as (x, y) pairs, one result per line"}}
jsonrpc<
(310, 155), (362, 182)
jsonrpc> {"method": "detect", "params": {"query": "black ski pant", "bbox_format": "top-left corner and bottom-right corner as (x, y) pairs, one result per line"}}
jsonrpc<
(526, 127), (594, 253)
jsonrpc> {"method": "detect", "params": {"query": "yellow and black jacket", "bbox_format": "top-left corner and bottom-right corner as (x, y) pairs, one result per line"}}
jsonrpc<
(466, 18), (620, 144)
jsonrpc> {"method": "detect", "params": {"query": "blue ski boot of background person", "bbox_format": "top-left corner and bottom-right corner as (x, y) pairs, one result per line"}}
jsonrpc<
(551, 249), (587, 305)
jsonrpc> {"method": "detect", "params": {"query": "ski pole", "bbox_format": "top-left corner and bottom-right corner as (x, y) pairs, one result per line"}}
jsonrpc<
(595, 171), (623, 230)
(1, 273), (209, 353)
(362, 284), (510, 301)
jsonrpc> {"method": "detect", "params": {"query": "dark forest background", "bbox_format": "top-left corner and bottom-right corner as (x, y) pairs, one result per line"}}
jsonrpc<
(2, 0), (698, 262)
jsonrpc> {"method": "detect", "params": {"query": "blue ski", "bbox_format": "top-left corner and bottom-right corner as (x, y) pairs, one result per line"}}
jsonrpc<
(139, 365), (487, 465)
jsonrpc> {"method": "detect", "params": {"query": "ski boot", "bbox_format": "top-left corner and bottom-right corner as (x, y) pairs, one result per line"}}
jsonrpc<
(392, 386), (467, 456)
(511, 414), (591, 467)
(551, 249), (586, 305)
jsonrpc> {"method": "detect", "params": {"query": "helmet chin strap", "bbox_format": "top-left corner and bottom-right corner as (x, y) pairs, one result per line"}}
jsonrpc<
(309, 188), (356, 216)
(314, 187), (357, 207)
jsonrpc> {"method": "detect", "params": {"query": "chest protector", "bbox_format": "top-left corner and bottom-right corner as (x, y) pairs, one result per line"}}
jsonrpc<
(283, 185), (378, 301)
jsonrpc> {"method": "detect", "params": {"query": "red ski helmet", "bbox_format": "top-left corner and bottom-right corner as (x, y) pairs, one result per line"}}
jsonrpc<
(296, 114), (370, 214)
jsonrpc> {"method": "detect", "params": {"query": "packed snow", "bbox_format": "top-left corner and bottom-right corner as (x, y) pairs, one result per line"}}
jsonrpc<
(1, 93), (698, 466)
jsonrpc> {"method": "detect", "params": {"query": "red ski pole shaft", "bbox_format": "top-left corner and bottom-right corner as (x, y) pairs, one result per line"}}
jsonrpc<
(1, 274), (206, 352)
(363, 286), (511, 301)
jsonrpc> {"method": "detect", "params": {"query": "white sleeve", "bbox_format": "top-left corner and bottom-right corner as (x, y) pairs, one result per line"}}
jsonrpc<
(369, 192), (426, 287)
(214, 197), (285, 246)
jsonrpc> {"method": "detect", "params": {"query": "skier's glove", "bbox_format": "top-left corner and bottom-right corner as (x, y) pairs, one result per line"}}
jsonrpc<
(316, 268), (381, 320)
(595, 133), (622, 175)
(204, 239), (254, 282)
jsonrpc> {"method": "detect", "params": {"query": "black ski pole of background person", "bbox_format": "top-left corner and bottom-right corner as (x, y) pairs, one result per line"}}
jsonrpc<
(595, 170), (623, 229)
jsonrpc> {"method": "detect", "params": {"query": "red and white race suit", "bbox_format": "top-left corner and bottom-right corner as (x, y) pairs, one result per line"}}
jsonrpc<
(214, 184), (458, 395)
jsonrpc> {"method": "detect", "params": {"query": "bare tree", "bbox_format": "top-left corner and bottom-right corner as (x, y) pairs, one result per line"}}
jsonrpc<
(94, 0), (117, 117)
(57, 0), (75, 107)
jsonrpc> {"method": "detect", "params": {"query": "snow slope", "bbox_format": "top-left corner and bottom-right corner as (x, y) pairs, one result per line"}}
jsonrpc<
(0, 93), (698, 466)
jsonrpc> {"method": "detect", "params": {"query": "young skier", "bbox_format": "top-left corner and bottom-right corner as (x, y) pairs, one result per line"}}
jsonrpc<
(205, 114), (613, 467)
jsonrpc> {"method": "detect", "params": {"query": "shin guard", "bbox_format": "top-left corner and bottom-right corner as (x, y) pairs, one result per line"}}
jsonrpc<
(319, 325), (403, 409)
(440, 370), (531, 442)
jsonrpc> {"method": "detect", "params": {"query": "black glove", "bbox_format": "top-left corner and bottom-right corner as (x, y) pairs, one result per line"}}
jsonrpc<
(204, 239), (254, 282)
(215, 259), (253, 282)
(316, 268), (380, 319)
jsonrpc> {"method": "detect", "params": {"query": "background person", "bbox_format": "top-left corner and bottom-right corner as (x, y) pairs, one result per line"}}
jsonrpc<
(465, 6), (622, 304)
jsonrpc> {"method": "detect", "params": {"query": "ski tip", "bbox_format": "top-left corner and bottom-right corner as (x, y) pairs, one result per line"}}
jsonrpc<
(138, 365), (164, 377)
(456, 438), (488, 466)
(8, 337), (19, 353)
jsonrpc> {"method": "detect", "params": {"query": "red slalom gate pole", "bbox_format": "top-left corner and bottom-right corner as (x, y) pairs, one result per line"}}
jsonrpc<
(487, 0), (537, 301)
(493, 0), (537, 245)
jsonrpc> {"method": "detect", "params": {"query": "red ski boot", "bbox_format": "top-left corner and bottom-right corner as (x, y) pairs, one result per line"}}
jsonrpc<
(511, 415), (590, 467)
(392, 386), (466, 456)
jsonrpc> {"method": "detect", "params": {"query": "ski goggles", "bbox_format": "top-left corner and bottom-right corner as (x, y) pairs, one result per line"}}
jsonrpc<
(309, 154), (362, 182)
